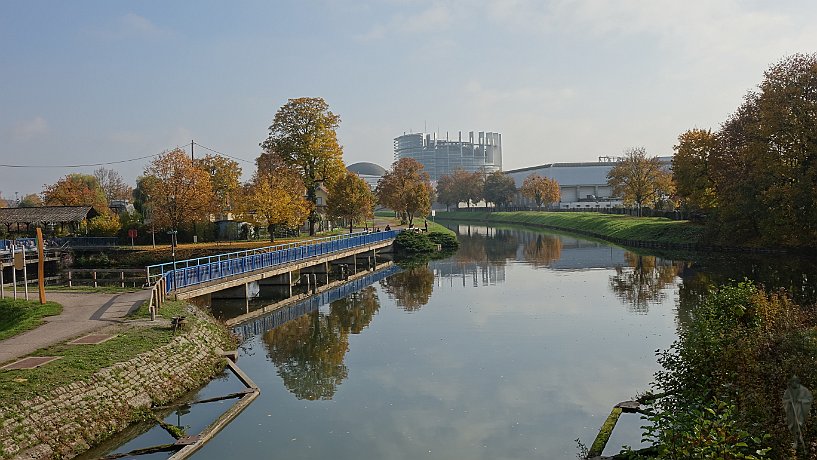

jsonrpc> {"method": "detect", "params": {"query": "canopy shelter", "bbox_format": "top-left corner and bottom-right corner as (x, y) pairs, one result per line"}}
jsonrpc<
(0, 206), (100, 235)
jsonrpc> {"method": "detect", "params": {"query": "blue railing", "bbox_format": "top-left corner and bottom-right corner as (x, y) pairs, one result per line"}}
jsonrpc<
(147, 230), (397, 294)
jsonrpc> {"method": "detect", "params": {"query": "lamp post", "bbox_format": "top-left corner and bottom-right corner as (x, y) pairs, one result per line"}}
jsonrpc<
(167, 229), (177, 288)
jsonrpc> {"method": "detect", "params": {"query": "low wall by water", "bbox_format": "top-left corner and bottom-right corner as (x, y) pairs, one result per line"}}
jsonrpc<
(0, 314), (234, 460)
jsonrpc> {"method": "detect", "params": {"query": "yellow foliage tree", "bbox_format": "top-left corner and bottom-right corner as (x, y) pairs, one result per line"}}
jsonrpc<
(141, 148), (214, 231)
(241, 165), (311, 242)
(520, 174), (560, 208)
(327, 171), (375, 233)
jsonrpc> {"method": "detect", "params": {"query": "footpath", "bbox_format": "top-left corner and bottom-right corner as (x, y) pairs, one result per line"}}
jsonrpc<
(0, 290), (150, 365)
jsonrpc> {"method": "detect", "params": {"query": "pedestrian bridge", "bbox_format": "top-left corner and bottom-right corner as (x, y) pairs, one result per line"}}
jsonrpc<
(146, 230), (397, 300)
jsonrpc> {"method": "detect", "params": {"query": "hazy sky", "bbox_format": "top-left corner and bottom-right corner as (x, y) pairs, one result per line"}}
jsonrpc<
(2, 1), (816, 198)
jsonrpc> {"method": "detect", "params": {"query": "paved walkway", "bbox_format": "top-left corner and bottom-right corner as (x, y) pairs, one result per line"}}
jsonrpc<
(0, 290), (151, 364)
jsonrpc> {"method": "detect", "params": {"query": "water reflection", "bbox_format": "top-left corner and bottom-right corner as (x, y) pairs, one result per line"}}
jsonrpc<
(523, 234), (562, 267)
(262, 286), (380, 400)
(609, 253), (685, 313)
(379, 264), (435, 311)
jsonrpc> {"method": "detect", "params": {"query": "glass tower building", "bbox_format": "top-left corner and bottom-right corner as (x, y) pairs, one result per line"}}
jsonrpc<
(393, 131), (502, 181)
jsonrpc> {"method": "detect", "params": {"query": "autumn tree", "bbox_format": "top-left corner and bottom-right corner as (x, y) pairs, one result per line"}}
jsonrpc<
(606, 148), (670, 216)
(241, 157), (311, 242)
(141, 148), (214, 231)
(261, 97), (346, 236)
(93, 167), (132, 202)
(435, 174), (458, 211)
(327, 171), (375, 233)
(376, 158), (433, 227)
(42, 173), (109, 212)
(450, 169), (484, 207)
(672, 129), (717, 214)
(520, 174), (560, 209)
(483, 171), (517, 208)
(18, 194), (43, 208)
(196, 154), (242, 217)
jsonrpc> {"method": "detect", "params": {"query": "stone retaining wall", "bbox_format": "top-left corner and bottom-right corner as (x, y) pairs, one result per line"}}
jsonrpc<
(0, 316), (233, 460)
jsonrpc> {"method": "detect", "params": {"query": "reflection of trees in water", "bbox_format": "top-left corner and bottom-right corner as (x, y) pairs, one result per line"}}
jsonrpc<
(263, 286), (380, 400)
(380, 265), (434, 311)
(610, 252), (684, 313)
(522, 234), (562, 267)
(455, 230), (518, 265)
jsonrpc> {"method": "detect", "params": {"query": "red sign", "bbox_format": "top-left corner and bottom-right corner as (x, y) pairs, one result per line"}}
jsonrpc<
(128, 229), (138, 238)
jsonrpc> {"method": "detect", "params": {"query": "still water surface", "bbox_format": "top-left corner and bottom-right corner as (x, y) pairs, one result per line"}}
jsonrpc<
(195, 225), (681, 459)
(97, 224), (817, 459)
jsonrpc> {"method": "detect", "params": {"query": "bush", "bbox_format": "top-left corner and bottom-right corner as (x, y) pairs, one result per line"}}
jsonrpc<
(427, 231), (459, 251)
(394, 230), (436, 254)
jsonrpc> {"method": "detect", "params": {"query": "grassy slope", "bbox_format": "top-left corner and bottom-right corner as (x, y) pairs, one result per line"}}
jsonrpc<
(0, 299), (63, 341)
(437, 210), (705, 245)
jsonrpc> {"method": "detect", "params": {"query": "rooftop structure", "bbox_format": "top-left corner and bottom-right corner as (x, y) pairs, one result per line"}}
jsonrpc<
(347, 162), (386, 190)
(394, 131), (502, 181)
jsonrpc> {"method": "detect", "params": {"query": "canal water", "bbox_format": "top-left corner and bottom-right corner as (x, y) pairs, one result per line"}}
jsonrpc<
(96, 224), (817, 459)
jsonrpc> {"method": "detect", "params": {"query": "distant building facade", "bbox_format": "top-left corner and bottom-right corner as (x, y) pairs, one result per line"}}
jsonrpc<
(504, 156), (672, 209)
(347, 162), (387, 190)
(394, 131), (502, 181)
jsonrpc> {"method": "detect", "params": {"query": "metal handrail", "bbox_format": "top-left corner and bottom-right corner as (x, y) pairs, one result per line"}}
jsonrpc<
(147, 230), (397, 293)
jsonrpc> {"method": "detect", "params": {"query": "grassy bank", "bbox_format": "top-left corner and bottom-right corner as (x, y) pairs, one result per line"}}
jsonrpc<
(0, 301), (187, 401)
(0, 299), (62, 341)
(437, 210), (705, 248)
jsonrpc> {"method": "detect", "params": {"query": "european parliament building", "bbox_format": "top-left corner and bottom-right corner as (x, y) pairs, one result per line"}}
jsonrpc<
(394, 131), (502, 181)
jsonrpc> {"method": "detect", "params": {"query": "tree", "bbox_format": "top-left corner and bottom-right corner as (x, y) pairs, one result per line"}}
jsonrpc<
(376, 158), (433, 227)
(483, 171), (517, 208)
(708, 53), (817, 246)
(42, 173), (109, 212)
(261, 97), (346, 236)
(241, 158), (311, 242)
(450, 169), (484, 208)
(93, 167), (132, 202)
(196, 154), (242, 217)
(520, 174), (560, 208)
(141, 148), (214, 231)
(18, 194), (43, 208)
(435, 174), (458, 211)
(673, 129), (717, 214)
(606, 148), (669, 216)
(327, 171), (375, 233)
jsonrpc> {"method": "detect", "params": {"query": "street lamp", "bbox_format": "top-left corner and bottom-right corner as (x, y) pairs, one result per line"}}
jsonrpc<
(167, 229), (178, 287)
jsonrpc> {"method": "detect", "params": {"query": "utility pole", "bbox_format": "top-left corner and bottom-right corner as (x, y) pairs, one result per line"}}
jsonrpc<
(191, 139), (194, 165)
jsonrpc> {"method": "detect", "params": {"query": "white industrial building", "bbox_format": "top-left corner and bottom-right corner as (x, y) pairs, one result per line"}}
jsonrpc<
(504, 156), (672, 209)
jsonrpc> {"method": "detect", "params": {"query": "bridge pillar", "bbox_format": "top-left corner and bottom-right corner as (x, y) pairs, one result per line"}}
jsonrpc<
(259, 272), (293, 298)
(211, 281), (260, 299)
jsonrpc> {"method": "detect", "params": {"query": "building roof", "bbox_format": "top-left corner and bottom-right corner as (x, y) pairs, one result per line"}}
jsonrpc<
(0, 206), (100, 225)
(347, 162), (387, 176)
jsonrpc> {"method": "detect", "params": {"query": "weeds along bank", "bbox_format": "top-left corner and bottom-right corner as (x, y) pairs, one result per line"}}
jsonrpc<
(0, 307), (235, 460)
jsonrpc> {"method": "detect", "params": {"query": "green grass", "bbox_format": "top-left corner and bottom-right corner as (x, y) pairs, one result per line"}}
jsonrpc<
(0, 301), (191, 401)
(0, 299), (63, 341)
(0, 325), (177, 400)
(437, 210), (706, 246)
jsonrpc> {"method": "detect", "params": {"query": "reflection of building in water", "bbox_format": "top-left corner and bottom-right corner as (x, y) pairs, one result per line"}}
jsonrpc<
(430, 259), (506, 288)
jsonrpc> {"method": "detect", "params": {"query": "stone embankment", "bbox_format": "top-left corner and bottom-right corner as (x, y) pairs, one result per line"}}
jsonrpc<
(0, 312), (234, 460)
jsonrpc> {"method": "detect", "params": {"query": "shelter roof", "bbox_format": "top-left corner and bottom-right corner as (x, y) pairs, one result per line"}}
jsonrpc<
(0, 206), (100, 225)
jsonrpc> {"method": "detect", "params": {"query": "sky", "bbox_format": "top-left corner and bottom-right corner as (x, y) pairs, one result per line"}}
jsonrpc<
(2, 0), (816, 199)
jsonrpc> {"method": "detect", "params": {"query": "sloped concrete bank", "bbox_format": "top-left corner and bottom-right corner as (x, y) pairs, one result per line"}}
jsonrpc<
(0, 311), (234, 460)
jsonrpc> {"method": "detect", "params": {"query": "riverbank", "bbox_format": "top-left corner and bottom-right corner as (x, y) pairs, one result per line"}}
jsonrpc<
(0, 301), (234, 459)
(436, 210), (716, 251)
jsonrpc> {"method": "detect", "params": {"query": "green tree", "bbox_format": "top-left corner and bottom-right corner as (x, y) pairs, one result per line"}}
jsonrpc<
(141, 148), (214, 232)
(327, 171), (375, 233)
(196, 154), (242, 217)
(606, 148), (669, 216)
(483, 171), (517, 208)
(42, 173), (109, 212)
(435, 173), (458, 211)
(260, 97), (346, 236)
(520, 174), (560, 208)
(376, 158), (433, 227)
(673, 129), (717, 214)
(241, 159), (311, 242)
(18, 194), (43, 208)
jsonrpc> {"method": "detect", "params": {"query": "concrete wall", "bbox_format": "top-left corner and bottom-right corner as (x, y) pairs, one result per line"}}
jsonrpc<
(0, 314), (233, 460)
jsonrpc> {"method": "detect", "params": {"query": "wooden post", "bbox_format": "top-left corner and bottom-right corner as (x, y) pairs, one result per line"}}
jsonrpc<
(120, 271), (125, 288)
(68, 270), (72, 287)
(93, 271), (97, 288)
(36, 228), (46, 304)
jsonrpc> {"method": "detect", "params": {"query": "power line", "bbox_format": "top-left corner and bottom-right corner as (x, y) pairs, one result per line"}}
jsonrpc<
(192, 142), (255, 165)
(0, 153), (163, 168)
